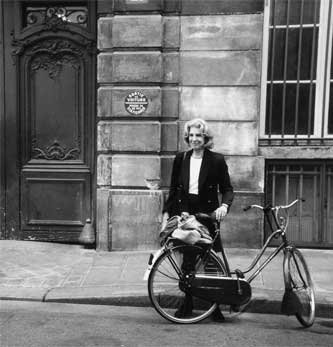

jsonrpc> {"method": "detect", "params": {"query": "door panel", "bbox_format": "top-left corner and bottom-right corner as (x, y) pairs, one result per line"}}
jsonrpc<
(23, 40), (84, 164)
(29, 57), (82, 162)
(24, 178), (85, 225)
(2, 1), (96, 242)
(266, 161), (333, 248)
(21, 170), (90, 241)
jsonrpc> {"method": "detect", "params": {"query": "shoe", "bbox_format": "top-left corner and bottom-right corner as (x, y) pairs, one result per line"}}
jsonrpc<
(231, 305), (240, 312)
(174, 307), (193, 318)
(175, 295), (193, 318)
(211, 307), (225, 322)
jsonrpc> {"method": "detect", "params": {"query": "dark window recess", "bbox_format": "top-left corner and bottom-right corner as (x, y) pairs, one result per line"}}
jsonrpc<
(270, 0), (320, 26)
(268, 28), (318, 81)
(266, 83), (315, 135)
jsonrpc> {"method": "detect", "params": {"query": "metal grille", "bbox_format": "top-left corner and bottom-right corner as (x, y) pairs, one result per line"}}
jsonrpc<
(266, 161), (333, 248)
(265, 0), (320, 139)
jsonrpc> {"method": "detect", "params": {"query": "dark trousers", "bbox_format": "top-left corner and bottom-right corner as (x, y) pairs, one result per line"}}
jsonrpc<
(187, 194), (201, 215)
(187, 194), (221, 252)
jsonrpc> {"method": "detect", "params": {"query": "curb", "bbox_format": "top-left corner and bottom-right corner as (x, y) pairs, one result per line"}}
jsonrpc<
(1, 286), (332, 319)
(0, 287), (48, 302)
(44, 285), (149, 306)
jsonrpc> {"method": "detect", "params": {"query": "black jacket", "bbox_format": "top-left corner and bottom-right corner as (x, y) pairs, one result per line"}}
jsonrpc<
(164, 149), (234, 217)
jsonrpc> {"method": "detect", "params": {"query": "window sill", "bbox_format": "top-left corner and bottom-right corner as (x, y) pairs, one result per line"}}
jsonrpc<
(259, 138), (333, 146)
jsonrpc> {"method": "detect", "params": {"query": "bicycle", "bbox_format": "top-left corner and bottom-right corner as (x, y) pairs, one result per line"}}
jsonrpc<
(146, 199), (315, 327)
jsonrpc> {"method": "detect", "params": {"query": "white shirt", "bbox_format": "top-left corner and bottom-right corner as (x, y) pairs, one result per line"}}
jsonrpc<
(189, 157), (202, 195)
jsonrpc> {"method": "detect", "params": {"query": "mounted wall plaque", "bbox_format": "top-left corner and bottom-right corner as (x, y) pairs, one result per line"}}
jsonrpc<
(124, 91), (149, 115)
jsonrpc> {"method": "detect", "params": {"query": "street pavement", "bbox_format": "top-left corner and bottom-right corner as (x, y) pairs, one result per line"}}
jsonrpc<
(2, 302), (333, 347)
(0, 240), (332, 318)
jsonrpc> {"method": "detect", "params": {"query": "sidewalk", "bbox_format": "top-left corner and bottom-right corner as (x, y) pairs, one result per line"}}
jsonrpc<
(0, 240), (332, 318)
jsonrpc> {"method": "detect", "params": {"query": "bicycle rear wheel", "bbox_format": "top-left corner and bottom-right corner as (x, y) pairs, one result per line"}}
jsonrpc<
(284, 248), (315, 327)
(148, 244), (228, 324)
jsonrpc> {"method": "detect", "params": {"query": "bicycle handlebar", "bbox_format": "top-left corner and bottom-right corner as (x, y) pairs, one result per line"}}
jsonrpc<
(243, 204), (263, 212)
(195, 212), (215, 221)
(243, 198), (304, 212)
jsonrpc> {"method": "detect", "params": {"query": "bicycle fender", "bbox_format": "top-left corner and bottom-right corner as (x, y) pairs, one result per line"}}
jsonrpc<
(143, 248), (164, 281)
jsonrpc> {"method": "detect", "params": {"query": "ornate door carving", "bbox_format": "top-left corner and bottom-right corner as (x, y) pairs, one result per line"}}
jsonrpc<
(3, 1), (96, 241)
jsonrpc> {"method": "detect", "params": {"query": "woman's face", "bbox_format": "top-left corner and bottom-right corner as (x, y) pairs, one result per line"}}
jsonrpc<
(188, 126), (205, 150)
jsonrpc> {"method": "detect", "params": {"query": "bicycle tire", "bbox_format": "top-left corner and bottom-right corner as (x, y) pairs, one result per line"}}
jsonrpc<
(283, 248), (315, 327)
(148, 243), (228, 324)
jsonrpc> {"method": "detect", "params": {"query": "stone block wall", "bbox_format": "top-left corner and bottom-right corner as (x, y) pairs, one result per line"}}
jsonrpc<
(96, 0), (265, 250)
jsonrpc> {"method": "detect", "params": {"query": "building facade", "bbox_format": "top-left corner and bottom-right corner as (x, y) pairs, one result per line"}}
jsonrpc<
(0, 0), (332, 251)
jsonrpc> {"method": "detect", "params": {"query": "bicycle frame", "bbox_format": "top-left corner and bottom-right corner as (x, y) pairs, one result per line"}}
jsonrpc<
(218, 205), (293, 284)
(157, 199), (298, 287)
(148, 199), (315, 326)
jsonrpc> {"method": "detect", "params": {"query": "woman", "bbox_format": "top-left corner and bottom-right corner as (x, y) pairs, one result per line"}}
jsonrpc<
(162, 118), (234, 321)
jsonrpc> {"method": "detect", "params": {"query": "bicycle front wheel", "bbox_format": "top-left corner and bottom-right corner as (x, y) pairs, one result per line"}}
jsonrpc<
(148, 244), (228, 324)
(284, 248), (315, 327)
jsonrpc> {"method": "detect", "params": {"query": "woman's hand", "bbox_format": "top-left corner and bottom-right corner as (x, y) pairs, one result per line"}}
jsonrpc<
(214, 204), (228, 222)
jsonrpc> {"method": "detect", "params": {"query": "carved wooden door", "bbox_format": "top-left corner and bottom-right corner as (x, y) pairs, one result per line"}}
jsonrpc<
(1, 1), (96, 242)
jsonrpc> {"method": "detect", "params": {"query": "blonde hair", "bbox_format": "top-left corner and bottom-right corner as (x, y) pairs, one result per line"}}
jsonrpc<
(183, 119), (214, 149)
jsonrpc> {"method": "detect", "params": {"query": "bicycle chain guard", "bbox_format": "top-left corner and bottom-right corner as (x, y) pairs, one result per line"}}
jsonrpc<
(188, 276), (252, 306)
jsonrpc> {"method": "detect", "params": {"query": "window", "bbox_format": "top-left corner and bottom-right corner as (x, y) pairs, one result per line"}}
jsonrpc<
(261, 0), (333, 143)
